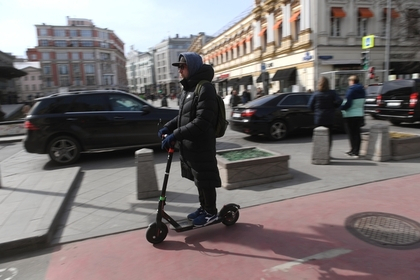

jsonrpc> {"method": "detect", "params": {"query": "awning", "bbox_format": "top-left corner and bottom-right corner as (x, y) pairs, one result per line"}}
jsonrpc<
(258, 27), (267, 37)
(256, 72), (269, 83)
(238, 38), (246, 46)
(359, 7), (373, 18)
(289, 11), (301, 22)
(390, 61), (420, 75)
(273, 19), (283, 30)
(271, 68), (296, 82)
(245, 35), (253, 42)
(383, 8), (400, 19)
(0, 66), (27, 79)
(331, 7), (346, 18)
(238, 75), (253, 85)
(227, 78), (239, 87)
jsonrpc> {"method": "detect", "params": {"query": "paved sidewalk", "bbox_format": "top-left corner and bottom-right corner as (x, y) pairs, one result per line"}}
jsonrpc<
(1, 101), (420, 254)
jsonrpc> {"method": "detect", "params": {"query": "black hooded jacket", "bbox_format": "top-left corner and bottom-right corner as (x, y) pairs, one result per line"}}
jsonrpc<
(164, 53), (221, 188)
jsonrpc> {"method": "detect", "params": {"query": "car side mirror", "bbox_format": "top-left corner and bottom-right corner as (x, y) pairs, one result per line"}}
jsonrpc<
(142, 105), (151, 114)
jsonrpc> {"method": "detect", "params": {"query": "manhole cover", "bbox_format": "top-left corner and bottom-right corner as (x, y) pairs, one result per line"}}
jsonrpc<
(346, 212), (420, 249)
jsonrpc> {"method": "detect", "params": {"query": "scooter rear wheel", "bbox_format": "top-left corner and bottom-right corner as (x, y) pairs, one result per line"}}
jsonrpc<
(220, 206), (240, 226)
(146, 222), (168, 244)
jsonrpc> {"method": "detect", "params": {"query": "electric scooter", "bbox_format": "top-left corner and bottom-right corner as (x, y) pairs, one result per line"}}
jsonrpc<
(146, 145), (240, 244)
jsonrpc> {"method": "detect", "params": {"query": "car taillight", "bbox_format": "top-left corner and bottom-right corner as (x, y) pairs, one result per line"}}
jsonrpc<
(376, 94), (382, 105)
(24, 121), (40, 130)
(241, 109), (256, 118)
(409, 92), (418, 108)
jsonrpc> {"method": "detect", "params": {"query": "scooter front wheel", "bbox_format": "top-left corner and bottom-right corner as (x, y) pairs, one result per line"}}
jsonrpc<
(146, 222), (168, 244)
(220, 205), (240, 226)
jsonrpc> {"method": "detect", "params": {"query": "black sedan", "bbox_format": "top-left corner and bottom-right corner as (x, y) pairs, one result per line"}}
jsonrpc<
(23, 90), (179, 165)
(229, 92), (343, 140)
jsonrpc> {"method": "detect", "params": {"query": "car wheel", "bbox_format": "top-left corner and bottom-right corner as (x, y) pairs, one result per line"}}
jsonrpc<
(370, 113), (379, 120)
(267, 120), (288, 141)
(390, 120), (402, 126)
(48, 136), (81, 165)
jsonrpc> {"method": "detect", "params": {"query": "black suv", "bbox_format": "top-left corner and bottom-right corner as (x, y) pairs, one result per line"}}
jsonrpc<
(376, 79), (420, 125)
(364, 83), (382, 119)
(23, 90), (178, 165)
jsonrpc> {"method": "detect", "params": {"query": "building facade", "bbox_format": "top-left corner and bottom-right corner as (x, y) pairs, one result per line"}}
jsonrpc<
(200, 0), (420, 98)
(152, 34), (195, 96)
(14, 61), (43, 103)
(29, 17), (127, 95)
(126, 47), (155, 96)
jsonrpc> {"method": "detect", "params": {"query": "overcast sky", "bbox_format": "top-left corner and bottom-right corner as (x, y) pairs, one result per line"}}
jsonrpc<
(0, 0), (254, 58)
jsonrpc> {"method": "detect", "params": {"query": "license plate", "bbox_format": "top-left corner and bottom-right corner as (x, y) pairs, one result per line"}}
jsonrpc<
(387, 102), (400, 107)
(366, 98), (376, 102)
(233, 113), (241, 118)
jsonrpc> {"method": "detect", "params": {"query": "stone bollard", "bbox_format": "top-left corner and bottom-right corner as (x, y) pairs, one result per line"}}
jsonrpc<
(135, 148), (160, 199)
(312, 126), (330, 165)
(365, 124), (391, 162)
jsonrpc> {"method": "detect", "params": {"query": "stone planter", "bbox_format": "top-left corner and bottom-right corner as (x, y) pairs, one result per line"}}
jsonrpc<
(360, 132), (420, 161)
(216, 147), (292, 190)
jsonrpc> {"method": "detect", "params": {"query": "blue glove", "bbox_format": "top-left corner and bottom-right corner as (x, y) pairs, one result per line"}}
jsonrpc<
(158, 127), (169, 139)
(161, 134), (176, 150)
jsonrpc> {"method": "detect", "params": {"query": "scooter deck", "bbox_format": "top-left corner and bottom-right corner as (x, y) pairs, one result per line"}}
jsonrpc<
(169, 217), (222, 232)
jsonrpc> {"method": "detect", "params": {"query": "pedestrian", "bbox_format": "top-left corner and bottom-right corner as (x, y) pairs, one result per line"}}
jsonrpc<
(229, 89), (241, 108)
(308, 76), (342, 152)
(256, 87), (263, 98)
(157, 52), (221, 227)
(341, 75), (366, 158)
(241, 88), (252, 104)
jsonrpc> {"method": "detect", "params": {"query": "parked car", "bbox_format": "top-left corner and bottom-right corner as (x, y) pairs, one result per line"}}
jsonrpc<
(229, 92), (344, 140)
(376, 79), (420, 125)
(364, 83), (382, 119)
(23, 90), (179, 165)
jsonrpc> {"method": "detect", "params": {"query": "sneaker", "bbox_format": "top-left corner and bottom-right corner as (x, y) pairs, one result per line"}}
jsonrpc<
(187, 207), (204, 221)
(192, 211), (218, 227)
(347, 152), (359, 158)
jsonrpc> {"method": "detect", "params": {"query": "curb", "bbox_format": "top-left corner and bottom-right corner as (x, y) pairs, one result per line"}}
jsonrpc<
(0, 167), (82, 256)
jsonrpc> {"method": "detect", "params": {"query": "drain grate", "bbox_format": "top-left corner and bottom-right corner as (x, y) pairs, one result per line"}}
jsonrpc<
(346, 212), (420, 249)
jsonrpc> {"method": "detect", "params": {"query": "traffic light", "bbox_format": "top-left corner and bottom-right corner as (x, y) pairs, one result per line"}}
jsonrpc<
(368, 66), (375, 79)
(361, 51), (369, 70)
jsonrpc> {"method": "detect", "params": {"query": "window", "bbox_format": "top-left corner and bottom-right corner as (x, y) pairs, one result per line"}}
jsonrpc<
(83, 52), (95, 60)
(42, 53), (50, 60)
(330, 7), (346, 37)
(73, 64), (80, 74)
(58, 64), (69, 75)
(40, 40), (49, 46)
(31, 76), (35, 81)
(86, 76), (95, 85)
(44, 78), (52, 88)
(98, 31), (109, 40)
(80, 41), (94, 47)
(32, 85), (36, 91)
(109, 94), (143, 112)
(69, 95), (108, 112)
(72, 52), (79, 60)
(357, 8), (373, 37)
(274, 20), (283, 47)
(70, 41), (79, 47)
(40, 28), (48, 36)
(54, 29), (65, 37)
(84, 64), (95, 74)
(80, 30), (92, 37)
(100, 42), (109, 48)
(25, 85), (29, 91)
(290, 11), (301, 41)
(100, 53), (111, 60)
(407, 9), (420, 38)
(56, 53), (68, 60)
(43, 65), (51, 74)
(279, 95), (309, 106)
(60, 76), (70, 87)
(74, 77), (82, 86)
(55, 40), (66, 47)
(102, 75), (113, 86)
(69, 30), (78, 37)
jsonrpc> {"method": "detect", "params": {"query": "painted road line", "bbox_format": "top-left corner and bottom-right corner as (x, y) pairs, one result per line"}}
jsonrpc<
(264, 248), (352, 273)
(0, 267), (18, 280)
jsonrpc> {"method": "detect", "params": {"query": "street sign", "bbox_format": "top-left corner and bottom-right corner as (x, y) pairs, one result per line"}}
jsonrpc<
(362, 35), (375, 49)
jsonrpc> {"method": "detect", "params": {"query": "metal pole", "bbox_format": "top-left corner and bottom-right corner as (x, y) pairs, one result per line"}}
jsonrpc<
(384, 0), (391, 82)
